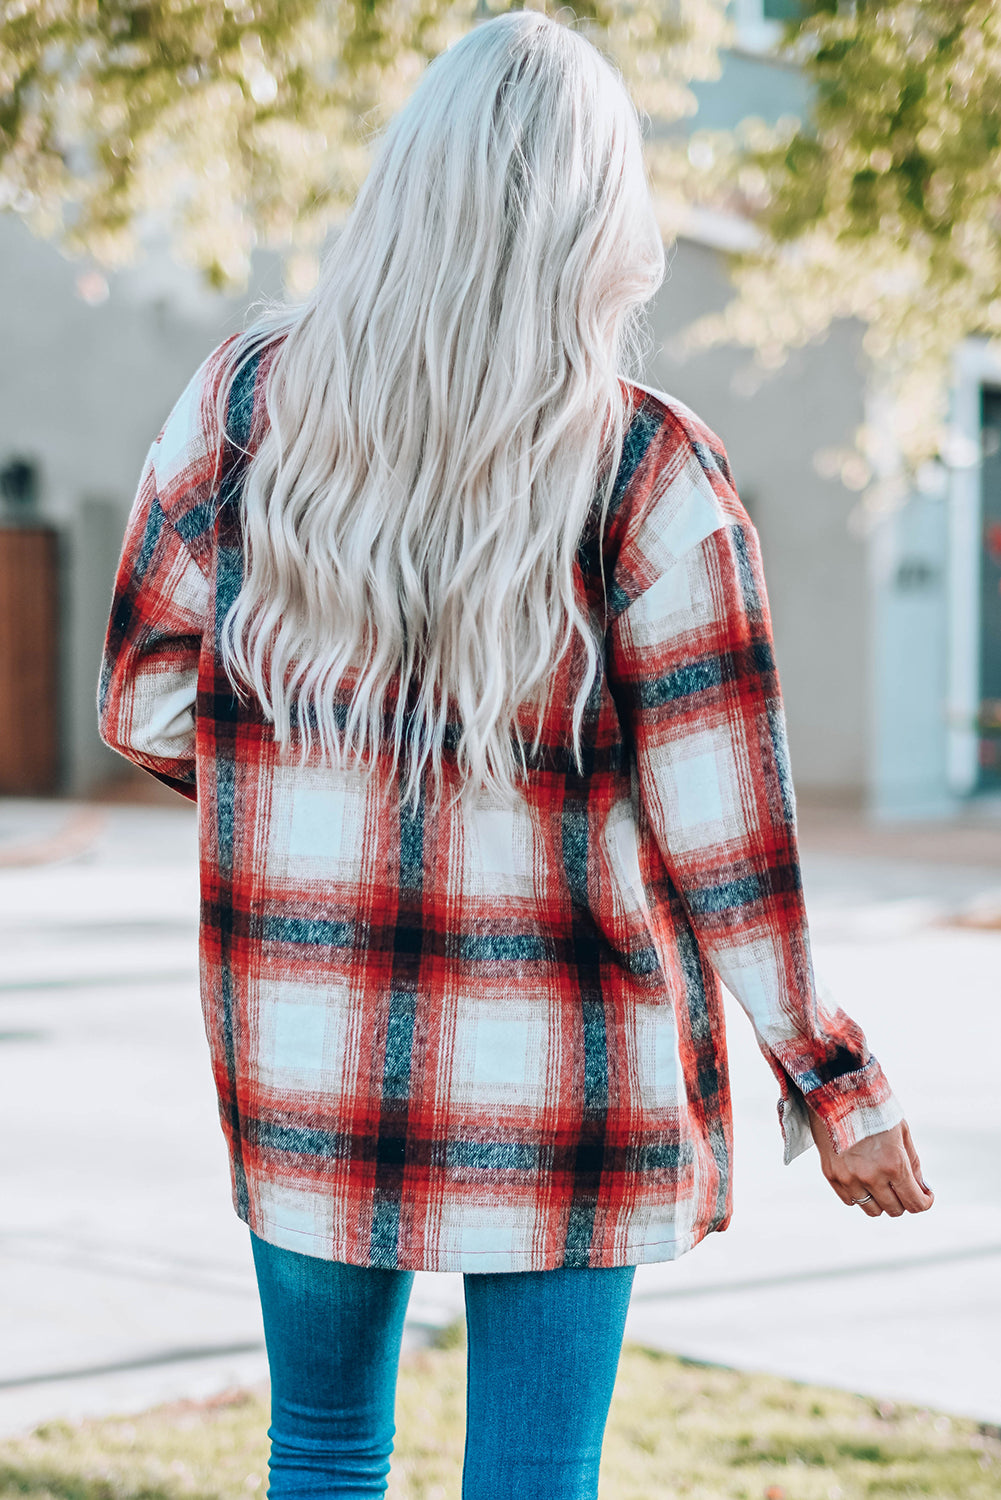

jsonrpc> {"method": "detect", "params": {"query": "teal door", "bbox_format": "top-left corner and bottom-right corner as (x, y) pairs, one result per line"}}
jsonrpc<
(978, 387), (1001, 790)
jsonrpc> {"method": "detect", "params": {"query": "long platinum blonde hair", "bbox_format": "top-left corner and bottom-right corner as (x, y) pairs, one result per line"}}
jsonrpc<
(218, 9), (665, 814)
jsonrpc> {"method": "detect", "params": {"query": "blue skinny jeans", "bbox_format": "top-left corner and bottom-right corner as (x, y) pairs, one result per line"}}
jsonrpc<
(249, 1230), (635, 1500)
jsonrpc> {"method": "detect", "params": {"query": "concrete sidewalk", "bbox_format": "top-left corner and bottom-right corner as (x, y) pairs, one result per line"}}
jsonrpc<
(1, 795), (999, 1436)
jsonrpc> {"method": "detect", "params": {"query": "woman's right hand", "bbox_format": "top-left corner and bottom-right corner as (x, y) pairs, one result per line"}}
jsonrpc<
(808, 1109), (935, 1217)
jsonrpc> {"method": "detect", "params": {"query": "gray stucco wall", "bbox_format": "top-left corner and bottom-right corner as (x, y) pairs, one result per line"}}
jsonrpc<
(645, 236), (871, 800)
(0, 216), (252, 793)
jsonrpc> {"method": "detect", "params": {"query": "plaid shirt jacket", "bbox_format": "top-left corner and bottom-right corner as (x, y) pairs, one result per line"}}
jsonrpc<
(99, 340), (902, 1272)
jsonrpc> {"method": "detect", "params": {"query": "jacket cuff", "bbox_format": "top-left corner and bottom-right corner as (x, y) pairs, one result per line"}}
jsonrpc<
(794, 1053), (905, 1159)
(778, 1086), (814, 1165)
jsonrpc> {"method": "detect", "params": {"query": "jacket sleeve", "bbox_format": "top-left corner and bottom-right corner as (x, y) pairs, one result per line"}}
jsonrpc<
(97, 360), (221, 801)
(607, 489), (903, 1163)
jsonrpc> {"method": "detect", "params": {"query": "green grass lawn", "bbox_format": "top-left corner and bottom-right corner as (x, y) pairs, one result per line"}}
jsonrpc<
(2, 1328), (997, 1500)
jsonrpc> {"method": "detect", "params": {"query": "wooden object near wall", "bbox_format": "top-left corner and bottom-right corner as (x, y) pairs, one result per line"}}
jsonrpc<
(0, 525), (60, 794)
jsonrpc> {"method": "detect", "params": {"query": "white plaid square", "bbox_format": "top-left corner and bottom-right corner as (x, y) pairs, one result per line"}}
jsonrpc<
(256, 1179), (334, 1256)
(639, 551), (693, 625)
(645, 726), (756, 856)
(462, 800), (538, 896)
(635, 1002), (682, 1109)
(674, 747), (725, 827)
(601, 799), (649, 915)
(460, 1223), (518, 1263)
(437, 1201), (537, 1271)
(150, 371), (203, 488)
(622, 1200), (693, 1261)
(450, 991), (552, 1107)
(623, 439), (727, 594)
(257, 979), (354, 1092)
(711, 937), (784, 1039)
(267, 766), (371, 885)
(626, 562), (718, 653)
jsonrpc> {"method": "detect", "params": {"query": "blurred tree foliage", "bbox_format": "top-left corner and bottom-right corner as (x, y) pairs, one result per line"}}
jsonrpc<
(2, 0), (999, 488)
(676, 0), (1001, 502)
(0, 0), (727, 292)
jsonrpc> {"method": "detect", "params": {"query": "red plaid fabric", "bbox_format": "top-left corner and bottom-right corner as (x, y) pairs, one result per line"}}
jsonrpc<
(99, 338), (902, 1271)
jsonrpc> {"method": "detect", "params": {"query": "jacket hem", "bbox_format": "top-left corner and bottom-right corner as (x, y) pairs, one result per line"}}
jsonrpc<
(237, 1205), (714, 1273)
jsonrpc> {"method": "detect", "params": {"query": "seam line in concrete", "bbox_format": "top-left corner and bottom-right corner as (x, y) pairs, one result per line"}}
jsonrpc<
(630, 1241), (1001, 1302)
(0, 1342), (268, 1392)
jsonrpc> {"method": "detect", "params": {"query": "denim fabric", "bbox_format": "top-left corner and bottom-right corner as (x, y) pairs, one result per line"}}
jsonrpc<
(250, 1230), (635, 1500)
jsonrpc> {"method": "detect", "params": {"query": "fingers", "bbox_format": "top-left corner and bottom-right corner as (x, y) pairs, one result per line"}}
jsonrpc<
(867, 1177), (905, 1216)
(887, 1158), (932, 1213)
(820, 1142), (882, 1213)
(825, 1174), (861, 1208)
(901, 1176), (933, 1210)
(879, 1125), (933, 1212)
(902, 1121), (935, 1203)
(820, 1117), (934, 1217)
(841, 1165), (931, 1217)
(823, 1166), (884, 1215)
(902, 1119), (922, 1179)
(847, 1160), (924, 1217)
(852, 1190), (883, 1218)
